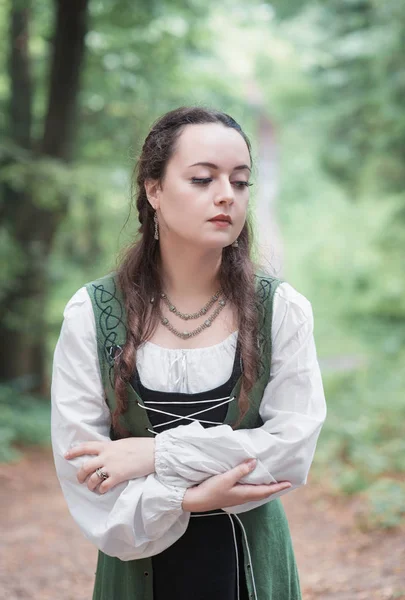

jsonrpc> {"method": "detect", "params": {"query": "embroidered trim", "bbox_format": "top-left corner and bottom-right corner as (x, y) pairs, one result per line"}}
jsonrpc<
(255, 276), (276, 380)
(91, 278), (126, 387)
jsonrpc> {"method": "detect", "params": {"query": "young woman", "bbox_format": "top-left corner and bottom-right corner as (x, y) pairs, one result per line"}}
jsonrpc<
(51, 106), (326, 600)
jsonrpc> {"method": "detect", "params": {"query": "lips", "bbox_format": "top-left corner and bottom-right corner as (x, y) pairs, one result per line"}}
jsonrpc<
(209, 214), (232, 224)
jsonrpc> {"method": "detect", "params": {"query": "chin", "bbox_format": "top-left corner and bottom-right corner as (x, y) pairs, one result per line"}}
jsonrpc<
(202, 237), (232, 250)
(180, 232), (232, 250)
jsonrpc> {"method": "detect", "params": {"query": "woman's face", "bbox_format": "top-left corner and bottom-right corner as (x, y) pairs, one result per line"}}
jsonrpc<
(146, 123), (251, 249)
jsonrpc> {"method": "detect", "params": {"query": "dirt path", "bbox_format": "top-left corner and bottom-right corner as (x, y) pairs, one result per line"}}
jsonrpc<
(1, 449), (404, 600)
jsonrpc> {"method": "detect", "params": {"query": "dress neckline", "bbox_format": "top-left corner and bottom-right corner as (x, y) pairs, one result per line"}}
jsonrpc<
(141, 330), (238, 352)
(132, 342), (242, 400)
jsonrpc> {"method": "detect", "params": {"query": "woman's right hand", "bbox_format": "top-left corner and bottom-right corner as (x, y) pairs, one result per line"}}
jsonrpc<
(182, 459), (291, 512)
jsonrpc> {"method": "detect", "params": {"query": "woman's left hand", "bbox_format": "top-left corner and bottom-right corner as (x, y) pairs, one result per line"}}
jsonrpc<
(64, 438), (155, 494)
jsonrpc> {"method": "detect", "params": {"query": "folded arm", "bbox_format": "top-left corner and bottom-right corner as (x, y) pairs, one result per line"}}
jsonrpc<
(154, 285), (327, 513)
(51, 288), (189, 561)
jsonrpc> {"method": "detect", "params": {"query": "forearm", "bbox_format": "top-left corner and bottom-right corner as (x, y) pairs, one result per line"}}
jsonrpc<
(154, 414), (324, 489)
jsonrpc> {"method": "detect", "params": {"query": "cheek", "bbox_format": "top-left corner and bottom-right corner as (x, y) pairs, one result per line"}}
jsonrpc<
(235, 195), (249, 219)
(161, 186), (203, 230)
(165, 183), (205, 215)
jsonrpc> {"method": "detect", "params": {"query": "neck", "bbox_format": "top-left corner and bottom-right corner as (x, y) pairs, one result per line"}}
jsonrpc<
(159, 239), (222, 298)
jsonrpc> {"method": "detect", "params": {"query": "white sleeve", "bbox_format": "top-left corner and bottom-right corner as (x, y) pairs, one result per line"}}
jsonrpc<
(154, 282), (327, 514)
(51, 287), (190, 561)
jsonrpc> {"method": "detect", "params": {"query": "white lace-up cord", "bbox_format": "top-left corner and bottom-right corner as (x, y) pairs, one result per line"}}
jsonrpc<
(233, 514), (258, 600)
(190, 512), (225, 518)
(142, 397), (232, 405)
(138, 395), (236, 432)
(228, 515), (241, 600)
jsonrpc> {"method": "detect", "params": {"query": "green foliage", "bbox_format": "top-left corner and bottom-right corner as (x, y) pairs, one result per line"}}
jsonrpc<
(0, 385), (50, 463)
(313, 0), (405, 196)
(365, 479), (405, 529)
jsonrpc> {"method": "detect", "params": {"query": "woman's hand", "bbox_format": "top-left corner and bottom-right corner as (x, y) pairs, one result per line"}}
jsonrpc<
(64, 438), (155, 494)
(182, 459), (291, 512)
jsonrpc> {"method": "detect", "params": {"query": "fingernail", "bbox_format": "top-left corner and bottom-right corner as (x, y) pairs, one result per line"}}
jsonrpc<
(64, 451), (71, 458)
(247, 459), (256, 469)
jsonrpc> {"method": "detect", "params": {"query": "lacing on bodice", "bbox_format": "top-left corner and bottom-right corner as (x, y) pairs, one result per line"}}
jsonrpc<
(131, 344), (242, 436)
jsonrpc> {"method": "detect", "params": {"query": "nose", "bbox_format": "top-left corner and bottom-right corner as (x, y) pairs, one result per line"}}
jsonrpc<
(214, 179), (234, 206)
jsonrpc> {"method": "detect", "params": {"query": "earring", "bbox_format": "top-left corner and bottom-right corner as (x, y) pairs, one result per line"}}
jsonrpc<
(154, 211), (159, 241)
(232, 238), (239, 248)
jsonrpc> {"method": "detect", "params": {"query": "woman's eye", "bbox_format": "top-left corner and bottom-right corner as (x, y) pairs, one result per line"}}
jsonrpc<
(191, 177), (212, 185)
(232, 181), (253, 188)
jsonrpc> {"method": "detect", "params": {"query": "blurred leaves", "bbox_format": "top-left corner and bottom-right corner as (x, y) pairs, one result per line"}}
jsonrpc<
(0, 385), (50, 463)
(365, 479), (405, 529)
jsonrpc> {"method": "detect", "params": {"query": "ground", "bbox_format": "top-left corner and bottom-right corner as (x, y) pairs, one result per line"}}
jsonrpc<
(1, 448), (404, 600)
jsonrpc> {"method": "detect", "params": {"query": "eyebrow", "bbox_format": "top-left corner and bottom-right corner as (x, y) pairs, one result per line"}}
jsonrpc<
(188, 161), (251, 172)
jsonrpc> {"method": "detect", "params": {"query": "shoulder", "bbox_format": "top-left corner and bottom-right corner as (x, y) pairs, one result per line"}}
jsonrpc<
(61, 272), (120, 334)
(255, 272), (312, 319)
(62, 271), (117, 320)
(63, 286), (92, 321)
(61, 273), (119, 322)
(85, 271), (118, 297)
(58, 287), (96, 350)
(62, 271), (116, 325)
(274, 281), (312, 317)
(273, 281), (314, 339)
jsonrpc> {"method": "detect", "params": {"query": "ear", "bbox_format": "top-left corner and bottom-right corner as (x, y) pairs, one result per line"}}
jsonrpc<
(144, 179), (161, 210)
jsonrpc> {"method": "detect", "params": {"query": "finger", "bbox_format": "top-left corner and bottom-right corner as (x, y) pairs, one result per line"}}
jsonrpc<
(98, 478), (114, 495)
(65, 442), (105, 459)
(87, 470), (106, 492)
(87, 472), (100, 492)
(231, 481), (292, 502)
(221, 459), (257, 485)
(77, 456), (104, 484)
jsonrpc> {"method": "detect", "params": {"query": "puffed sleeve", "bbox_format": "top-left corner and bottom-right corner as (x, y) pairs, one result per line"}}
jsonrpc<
(51, 287), (190, 560)
(154, 282), (327, 514)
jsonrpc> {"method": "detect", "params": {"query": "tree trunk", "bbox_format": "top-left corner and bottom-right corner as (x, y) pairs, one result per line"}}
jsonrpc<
(8, 4), (32, 149)
(0, 0), (89, 392)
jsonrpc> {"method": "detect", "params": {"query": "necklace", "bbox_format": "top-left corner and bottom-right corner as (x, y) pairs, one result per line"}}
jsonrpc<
(159, 289), (222, 320)
(159, 298), (227, 339)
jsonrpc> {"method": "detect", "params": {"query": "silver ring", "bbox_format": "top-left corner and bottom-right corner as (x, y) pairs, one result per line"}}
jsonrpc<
(95, 468), (109, 481)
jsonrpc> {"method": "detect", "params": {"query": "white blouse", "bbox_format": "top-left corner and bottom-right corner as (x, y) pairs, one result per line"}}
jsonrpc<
(51, 282), (326, 561)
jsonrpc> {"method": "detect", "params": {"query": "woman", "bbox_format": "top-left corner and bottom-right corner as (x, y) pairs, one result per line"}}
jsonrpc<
(51, 106), (326, 600)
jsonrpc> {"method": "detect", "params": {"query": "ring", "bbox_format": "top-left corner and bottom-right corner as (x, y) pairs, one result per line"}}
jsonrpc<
(95, 468), (109, 481)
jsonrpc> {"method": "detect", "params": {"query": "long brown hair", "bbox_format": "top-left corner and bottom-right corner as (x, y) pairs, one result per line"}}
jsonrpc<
(113, 106), (259, 434)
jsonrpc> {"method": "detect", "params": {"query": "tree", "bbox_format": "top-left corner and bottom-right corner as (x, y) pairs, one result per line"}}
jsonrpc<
(0, 0), (89, 391)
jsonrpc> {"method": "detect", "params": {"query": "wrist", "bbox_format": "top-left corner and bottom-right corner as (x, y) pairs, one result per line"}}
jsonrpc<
(182, 488), (192, 511)
(182, 487), (200, 512)
(149, 438), (156, 475)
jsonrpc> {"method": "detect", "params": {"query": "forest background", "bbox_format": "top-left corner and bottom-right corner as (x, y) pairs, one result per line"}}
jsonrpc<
(1, 0), (404, 533)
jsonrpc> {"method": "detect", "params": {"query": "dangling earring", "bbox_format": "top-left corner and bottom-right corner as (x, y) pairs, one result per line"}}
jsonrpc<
(232, 238), (239, 248)
(154, 211), (159, 241)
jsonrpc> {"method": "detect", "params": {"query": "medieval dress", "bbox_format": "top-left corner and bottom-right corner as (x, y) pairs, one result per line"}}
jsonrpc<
(51, 274), (326, 600)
